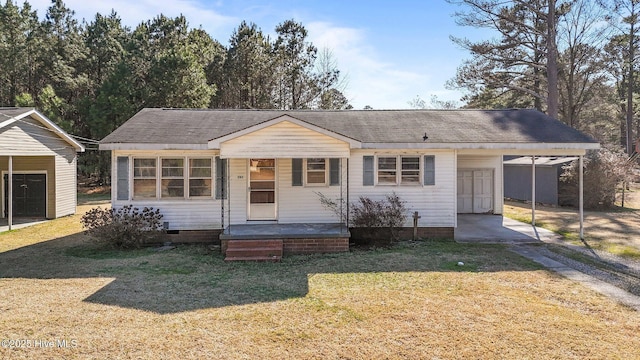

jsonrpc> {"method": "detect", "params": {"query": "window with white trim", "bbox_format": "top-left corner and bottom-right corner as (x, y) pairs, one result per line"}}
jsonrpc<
(401, 156), (420, 184)
(189, 158), (212, 197)
(377, 156), (397, 184)
(133, 158), (157, 198)
(306, 158), (327, 185)
(374, 155), (433, 185)
(161, 158), (184, 198)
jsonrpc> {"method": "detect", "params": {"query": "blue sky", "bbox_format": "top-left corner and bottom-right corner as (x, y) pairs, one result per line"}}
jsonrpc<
(30, 0), (490, 109)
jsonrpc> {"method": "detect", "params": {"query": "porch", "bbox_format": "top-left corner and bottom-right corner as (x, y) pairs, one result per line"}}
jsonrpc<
(220, 223), (351, 261)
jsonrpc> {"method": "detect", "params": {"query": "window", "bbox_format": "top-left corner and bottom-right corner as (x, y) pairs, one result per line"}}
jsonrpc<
(377, 157), (397, 184)
(133, 158), (157, 198)
(189, 158), (212, 197)
(161, 158), (184, 198)
(306, 158), (326, 184)
(401, 156), (420, 184)
(373, 155), (434, 185)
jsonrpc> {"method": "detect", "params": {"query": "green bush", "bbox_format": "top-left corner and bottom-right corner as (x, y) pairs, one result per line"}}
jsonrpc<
(81, 205), (164, 249)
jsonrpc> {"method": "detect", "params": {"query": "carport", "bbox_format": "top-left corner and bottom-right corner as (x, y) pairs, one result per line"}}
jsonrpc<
(455, 214), (561, 244)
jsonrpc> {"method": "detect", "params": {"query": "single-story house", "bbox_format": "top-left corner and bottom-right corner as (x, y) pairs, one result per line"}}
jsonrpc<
(504, 156), (577, 206)
(100, 108), (599, 259)
(1, 107), (85, 228)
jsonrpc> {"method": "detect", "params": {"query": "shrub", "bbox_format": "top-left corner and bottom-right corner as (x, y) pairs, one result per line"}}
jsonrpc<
(81, 205), (164, 249)
(350, 192), (408, 244)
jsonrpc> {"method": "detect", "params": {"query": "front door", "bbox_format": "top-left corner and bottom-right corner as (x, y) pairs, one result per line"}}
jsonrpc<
(3, 174), (47, 218)
(248, 159), (276, 220)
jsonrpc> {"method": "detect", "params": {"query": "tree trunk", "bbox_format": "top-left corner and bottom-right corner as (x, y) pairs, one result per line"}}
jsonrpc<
(546, 0), (559, 119)
(627, 20), (635, 155)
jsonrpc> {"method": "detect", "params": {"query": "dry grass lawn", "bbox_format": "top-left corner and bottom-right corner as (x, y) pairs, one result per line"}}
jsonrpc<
(1, 204), (640, 359)
(504, 184), (640, 259)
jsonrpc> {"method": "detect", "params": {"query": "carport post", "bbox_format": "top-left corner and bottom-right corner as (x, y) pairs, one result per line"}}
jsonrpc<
(8, 155), (12, 231)
(531, 155), (536, 226)
(579, 155), (584, 240)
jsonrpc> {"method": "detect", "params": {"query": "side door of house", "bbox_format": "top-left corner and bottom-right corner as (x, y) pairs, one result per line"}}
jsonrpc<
(457, 169), (493, 214)
(3, 174), (47, 218)
(473, 170), (493, 213)
(457, 170), (474, 213)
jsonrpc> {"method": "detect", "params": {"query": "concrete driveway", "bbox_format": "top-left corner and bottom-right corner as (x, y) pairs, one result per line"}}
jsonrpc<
(455, 214), (561, 244)
(0, 218), (47, 233)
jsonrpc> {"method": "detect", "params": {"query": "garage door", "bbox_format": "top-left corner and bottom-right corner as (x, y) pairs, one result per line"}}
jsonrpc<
(3, 174), (46, 218)
(457, 169), (493, 214)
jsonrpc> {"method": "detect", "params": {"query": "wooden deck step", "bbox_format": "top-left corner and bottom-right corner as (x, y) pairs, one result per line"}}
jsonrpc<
(224, 239), (283, 262)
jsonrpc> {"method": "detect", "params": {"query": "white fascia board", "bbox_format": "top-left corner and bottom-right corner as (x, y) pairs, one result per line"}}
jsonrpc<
(99, 143), (209, 151)
(0, 108), (33, 129)
(362, 142), (600, 151)
(30, 110), (86, 152)
(208, 114), (362, 149)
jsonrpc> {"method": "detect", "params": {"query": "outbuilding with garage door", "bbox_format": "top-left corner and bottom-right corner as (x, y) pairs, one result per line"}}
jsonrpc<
(0, 108), (85, 228)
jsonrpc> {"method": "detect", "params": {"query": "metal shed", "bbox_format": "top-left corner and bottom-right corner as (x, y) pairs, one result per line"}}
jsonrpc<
(503, 156), (577, 206)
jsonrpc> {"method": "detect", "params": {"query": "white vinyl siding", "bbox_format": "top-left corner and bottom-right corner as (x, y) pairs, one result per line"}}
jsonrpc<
(0, 117), (69, 156)
(111, 150), (222, 230)
(277, 158), (346, 223)
(0, 115), (80, 219)
(350, 150), (456, 227)
(220, 120), (350, 158)
(54, 148), (78, 218)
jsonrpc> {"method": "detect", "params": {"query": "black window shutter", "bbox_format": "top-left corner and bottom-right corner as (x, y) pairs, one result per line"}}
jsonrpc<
(329, 158), (340, 186)
(292, 158), (303, 186)
(116, 156), (129, 200)
(424, 155), (435, 185)
(215, 157), (227, 199)
(363, 156), (374, 186)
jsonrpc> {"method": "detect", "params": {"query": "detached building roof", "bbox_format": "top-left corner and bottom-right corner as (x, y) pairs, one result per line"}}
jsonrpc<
(100, 108), (599, 150)
(0, 107), (85, 152)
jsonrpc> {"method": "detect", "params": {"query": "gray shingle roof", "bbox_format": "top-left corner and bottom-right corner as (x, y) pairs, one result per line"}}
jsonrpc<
(100, 108), (598, 145)
(0, 107), (34, 119)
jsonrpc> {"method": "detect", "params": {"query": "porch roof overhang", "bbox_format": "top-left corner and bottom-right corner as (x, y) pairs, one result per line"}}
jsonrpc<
(208, 115), (361, 159)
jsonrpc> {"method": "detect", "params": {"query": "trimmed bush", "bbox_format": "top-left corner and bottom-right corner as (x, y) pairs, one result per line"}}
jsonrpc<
(81, 205), (164, 249)
(350, 192), (408, 245)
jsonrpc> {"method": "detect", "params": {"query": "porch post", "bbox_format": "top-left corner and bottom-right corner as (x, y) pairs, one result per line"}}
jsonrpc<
(226, 158), (231, 234)
(531, 155), (536, 226)
(579, 155), (584, 240)
(8, 155), (12, 231)
(220, 159), (224, 235)
(346, 158), (350, 229)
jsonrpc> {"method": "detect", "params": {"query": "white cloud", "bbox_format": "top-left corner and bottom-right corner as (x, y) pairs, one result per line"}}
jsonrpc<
(307, 21), (430, 109)
(29, 0), (238, 38)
